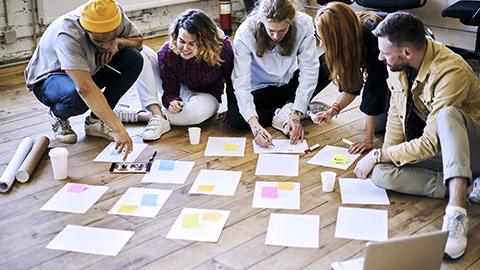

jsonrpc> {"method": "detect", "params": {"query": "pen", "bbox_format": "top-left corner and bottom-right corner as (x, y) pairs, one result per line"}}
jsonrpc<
(105, 64), (122, 75)
(254, 126), (274, 146)
(148, 151), (157, 162)
(304, 143), (320, 154)
(341, 137), (354, 146)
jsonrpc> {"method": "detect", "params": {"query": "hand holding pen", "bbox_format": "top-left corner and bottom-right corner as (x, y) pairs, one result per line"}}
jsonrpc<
(253, 126), (274, 148)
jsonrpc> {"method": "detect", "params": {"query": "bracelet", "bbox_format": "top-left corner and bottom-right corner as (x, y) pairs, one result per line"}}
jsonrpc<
(330, 102), (341, 115)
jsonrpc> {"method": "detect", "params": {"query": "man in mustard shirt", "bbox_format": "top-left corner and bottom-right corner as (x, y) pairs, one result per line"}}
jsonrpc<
(354, 12), (480, 260)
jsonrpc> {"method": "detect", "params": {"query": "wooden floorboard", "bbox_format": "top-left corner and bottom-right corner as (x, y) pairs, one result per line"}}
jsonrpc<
(1, 34), (479, 270)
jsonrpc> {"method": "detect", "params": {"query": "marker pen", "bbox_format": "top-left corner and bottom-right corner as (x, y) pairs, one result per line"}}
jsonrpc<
(304, 143), (320, 154)
(341, 137), (354, 146)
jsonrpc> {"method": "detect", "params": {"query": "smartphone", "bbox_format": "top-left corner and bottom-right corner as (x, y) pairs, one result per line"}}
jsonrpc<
(109, 162), (152, 174)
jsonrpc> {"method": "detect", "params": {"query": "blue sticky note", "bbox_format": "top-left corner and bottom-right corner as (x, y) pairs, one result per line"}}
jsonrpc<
(159, 160), (175, 171)
(111, 149), (125, 156)
(140, 194), (158, 207)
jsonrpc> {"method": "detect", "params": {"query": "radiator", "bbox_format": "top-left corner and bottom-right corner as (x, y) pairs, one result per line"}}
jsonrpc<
(37, 0), (202, 25)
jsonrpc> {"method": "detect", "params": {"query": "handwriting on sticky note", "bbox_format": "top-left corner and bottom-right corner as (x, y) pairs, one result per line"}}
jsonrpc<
(182, 214), (199, 228)
(159, 160), (175, 171)
(278, 182), (295, 190)
(140, 194), (158, 207)
(197, 185), (214, 192)
(224, 144), (239, 151)
(262, 186), (278, 199)
(118, 205), (138, 213)
(67, 183), (87, 193)
(202, 212), (221, 221)
(331, 153), (348, 165)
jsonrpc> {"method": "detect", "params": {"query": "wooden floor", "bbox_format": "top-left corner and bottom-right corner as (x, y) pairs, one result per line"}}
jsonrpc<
(1, 36), (479, 270)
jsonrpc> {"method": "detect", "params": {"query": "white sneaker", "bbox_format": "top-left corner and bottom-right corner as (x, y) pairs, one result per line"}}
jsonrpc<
(308, 101), (330, 114)
(143, 115), (171, 141)
(467, 177), (480, 204)
(114, 107), (151, 123)
(85, 116), (115, 141)
(272, 102), (294, 133)
(48, 110), (77, 144)
(442, 206), (469, 260)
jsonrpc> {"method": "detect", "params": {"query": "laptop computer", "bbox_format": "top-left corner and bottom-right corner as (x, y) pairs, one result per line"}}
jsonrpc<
(331, 230), (448, 270)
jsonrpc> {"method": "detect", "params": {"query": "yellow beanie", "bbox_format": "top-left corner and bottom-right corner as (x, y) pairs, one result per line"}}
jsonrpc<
(80, 0), (121, 33)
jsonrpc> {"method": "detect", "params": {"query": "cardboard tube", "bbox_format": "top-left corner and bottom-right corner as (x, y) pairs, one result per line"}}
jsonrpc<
(0, 137), (34, 193)
(16, 136), (50, 183)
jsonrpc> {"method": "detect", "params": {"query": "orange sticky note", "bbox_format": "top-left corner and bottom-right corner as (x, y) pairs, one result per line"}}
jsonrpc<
(331, 153), (348, 165)
(224, 144), (239, 151)
(202, 212), (221, 221)
(118, 205), (138, 213)
(197, 185), (214, 192)
(182, 214), (199, 228)
(278, 182), (295, 190)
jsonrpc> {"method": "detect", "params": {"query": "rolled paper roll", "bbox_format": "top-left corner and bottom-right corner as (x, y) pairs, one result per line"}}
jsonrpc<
(16, 136), (50, 183)
(0, 137), (34, 193)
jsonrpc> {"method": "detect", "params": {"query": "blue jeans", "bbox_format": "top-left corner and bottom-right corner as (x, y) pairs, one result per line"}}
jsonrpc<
(33, 48), (143, 120)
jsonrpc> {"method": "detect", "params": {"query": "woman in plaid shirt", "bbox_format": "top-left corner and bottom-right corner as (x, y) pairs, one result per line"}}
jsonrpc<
(135, 9), (234, 141)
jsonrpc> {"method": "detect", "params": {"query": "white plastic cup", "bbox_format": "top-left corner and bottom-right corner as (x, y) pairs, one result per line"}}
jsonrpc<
(321, 171), (336, 192)
(188, 127), (201, 144)
(49, 147), (69, 179)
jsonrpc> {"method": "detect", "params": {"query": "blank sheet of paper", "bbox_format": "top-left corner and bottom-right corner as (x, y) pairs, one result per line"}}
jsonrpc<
(335, 207), (388, 241)
(141, 160), (194, 184)
(204, 137), (246, 157)
(253, 139), (308, 154)
(108, 187), (172, 218)
(46, 225), (134, 256)
(307, 145), (360, 170)
(252, 181), (300, 209)
(189, 169), (242, 196)
(93, 142), (147, 162)
(339, 178), (390, 205)
(166, 208), (230, 242)
(265, 213), (320, 248)
(255, 154), (299, 177)
(40, 183), (108, 214)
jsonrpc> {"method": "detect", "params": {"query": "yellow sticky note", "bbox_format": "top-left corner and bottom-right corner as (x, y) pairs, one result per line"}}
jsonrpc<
(331, 153), (348, 165)
(202, 212), (221, 221)
(197, 185), (215, 192)
(118, 205), (138, 213)
(278, 182), (295, 190)
(224, 144), (239, 151)
(182, 214), (199, 228)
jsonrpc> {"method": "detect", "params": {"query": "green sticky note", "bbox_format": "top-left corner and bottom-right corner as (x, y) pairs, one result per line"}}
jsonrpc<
(224, 144), (239, 151)
(118, 205), (138, 213)
(182, 214), (199, 228)
(197, 185), (214, 192)
(331, 153), (348, 165)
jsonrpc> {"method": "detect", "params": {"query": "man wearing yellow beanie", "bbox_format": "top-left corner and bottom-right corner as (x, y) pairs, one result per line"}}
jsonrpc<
(25, 0), (143, 159)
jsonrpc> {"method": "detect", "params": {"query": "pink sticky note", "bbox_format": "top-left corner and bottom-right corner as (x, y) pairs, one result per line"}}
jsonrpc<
(262, 186), (278, 199)
(67, 183), (87, 193)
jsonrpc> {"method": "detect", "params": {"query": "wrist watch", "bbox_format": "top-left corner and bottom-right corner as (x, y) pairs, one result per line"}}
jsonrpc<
(371, 148), (382, 163)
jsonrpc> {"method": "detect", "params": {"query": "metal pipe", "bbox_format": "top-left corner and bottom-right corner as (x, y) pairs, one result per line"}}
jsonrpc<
(3, 0), (9, 28)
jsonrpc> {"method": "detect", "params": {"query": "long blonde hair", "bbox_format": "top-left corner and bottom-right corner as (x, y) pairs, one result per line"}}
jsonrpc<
(169, 9), (225, 66)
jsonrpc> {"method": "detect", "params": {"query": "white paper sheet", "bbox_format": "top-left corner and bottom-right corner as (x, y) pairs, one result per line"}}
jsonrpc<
(339, 178), (390, 205)
(141, 160), (195, 184)
(265, 213), (320, 248)
(93, 142), (147, 162)
(40, 183), (109, 214)
(307, 145), (360, 170)
(189, 169), (242, 196)
(255, 154), (299, 177)
(335, 207), (388, 241)
(204, 137), (246, 157)
(46, 224), (134, 256)
(252, 181), (300, 209)
(253, 139), (308, 154)
(166, 207), (230, 242)
(108, 187), (172, 218)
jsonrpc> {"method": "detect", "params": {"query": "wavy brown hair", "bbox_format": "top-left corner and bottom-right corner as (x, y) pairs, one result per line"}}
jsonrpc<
(315, 2), (381, 92)
(169, 9), (225, 66)
(249, 0), (297, 57)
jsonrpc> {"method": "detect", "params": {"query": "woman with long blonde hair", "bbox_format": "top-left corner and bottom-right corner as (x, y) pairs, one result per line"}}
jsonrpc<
(312, 2), (389, 154)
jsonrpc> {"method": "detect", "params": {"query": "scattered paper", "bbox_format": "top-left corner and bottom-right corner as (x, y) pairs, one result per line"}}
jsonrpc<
(253, 139), (309, 154)
(252, 181), (300, 209)
(265, 213), (320, 248)
(46, 225), (134, 256)
(339, 178), (390, 205)
(189, 169), (242, 196)
(204, 137), (246, 157)
(255, 154), (299, 177)
(94, 142), (147, 163)
(307, 145), (360, 170)
(335, 207), (388, 241)
(108, 187), (172, 218)
(40, 183), (108, 214)
(141, 160), (194, 184)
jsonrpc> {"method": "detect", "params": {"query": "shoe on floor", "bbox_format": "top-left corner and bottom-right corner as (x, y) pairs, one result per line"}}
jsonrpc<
(85, 116), (115, 141)
(442, 206), (469, 260)
(114, 107), (151, 123)
(272, 102), (294, 133)
(467, 177), (480, 204)
(48, 109), (77, 144)
(143, 115), (171, 141)
(308, 101), (330, 114)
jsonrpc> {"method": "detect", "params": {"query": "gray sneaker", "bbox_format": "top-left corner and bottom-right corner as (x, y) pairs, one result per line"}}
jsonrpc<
(467, 177), (480, 204)
(48, 110), (77, 144)
(442, 206), (468, 260)
(308, 101), (330, 114)
(85, 116), (115, 141)
(272, 102), (294, 133)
